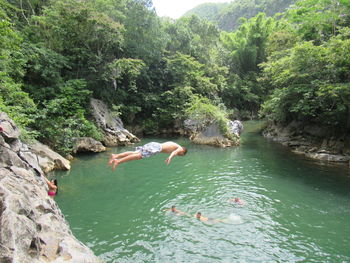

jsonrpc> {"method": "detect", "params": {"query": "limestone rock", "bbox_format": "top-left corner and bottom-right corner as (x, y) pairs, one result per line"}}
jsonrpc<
(0, 112), (20, 141)
(0, 169), (101, 263)
(228, 120), (244, 137)
(0, 112), (101, 263)
(73, 137), (106, 153)
(263, 121), (350, 165)
(185, 119), (242, 147)
(90, 98), (140, 146)
(305, 152), (350, 162)
(0, 147), (27, 169)
(28, 141), (70, 173)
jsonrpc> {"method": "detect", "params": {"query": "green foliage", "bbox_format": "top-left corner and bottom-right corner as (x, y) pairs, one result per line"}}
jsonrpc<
(103, 58), (145, 93)
(0, 74), (37, 136)
(1, 0), (349, 151)
(260, 28), (350, 131)
(165, 52), (218, 97)
(185, 95), (231, 136)
(183, 3), (229, 22)
(285, 0), (350, 43)
(220, 13), (276, 74)
(153, 86), (195, 128)
(123, 0), (165, 64)
(219, 13), (275, 117)
(0, 1), (36, 139)
(22, 43), (69, 101)
(33, 79), (102, 154)
(187, 0), (295, 31)
(164, 15), (220, 64)
(221, 72), (264, 118)
(265, 21), (300, 57)
(0, 6), (26, 79)
(29, 0), (125, 89)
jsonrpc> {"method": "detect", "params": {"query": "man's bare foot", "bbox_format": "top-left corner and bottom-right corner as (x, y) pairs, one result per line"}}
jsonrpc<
(108, 154), (118, 165)
(112, 159), (120, 171)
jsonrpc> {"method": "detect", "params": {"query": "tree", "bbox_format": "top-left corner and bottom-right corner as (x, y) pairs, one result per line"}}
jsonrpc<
(0, 0), (36, 137)
(260, 28), (350, 131)
(219, 13), (276, 117)
(285, 0), (350, 43)
(165, 52), (218, 97)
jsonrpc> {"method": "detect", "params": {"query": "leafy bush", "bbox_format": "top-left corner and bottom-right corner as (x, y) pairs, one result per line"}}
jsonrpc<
(34, 79), (102, 155)
(260, 29), (350, 131)
(185, 95), (232, 137)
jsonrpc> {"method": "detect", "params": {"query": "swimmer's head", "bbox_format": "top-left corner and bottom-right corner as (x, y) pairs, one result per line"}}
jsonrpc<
(171, 205), (176, 212)
(196, 212), (201, 219)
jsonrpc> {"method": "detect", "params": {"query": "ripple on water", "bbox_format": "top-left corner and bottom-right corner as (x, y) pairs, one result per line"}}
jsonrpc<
(55, 137), (350, 263)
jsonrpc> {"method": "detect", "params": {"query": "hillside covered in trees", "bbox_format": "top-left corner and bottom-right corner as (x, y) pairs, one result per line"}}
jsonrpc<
(1, 0), (349, 155)
(184, 0), (295, 31)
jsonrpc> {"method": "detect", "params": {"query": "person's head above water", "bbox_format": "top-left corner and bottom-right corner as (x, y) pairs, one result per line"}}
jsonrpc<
(171, 205), (176, 212)
(196, 212), (201, 219)
(52, 179), (58, 194)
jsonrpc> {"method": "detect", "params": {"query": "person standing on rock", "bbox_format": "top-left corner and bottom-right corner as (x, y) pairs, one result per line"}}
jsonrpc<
(108, 141), (187, 170)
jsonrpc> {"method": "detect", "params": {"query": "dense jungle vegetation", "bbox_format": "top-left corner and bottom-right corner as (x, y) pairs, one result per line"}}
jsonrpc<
(1, 0), (349, 155)
(184, 0), (295, 31)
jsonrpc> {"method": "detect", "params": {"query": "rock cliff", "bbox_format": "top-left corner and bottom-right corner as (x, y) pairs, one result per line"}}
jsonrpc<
(0, 112), (101, 263)
(28, 141), (71, 174)
(90, 98), (140, 146)
(263, 121), (350, 165)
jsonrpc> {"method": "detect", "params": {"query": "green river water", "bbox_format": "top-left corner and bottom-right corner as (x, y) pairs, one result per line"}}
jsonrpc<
(54, 121), (350, 263)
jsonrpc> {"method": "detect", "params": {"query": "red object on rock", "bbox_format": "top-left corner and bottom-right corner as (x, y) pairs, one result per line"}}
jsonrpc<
(0, 126), (3, 132)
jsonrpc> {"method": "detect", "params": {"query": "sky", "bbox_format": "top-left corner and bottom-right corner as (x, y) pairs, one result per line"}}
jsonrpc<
(152, 0), (229, 19)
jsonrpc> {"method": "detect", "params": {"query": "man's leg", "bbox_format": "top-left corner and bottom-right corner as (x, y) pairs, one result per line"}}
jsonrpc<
(112, 152), (142, 170)
(108, 151), (137, 165)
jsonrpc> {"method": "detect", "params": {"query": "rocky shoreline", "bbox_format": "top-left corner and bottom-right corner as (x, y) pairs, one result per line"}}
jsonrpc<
(0, 99), (142, 262)
(0, 99), (244, 262)
(262, 121), (350, 166)
(0, 112), (102, 262)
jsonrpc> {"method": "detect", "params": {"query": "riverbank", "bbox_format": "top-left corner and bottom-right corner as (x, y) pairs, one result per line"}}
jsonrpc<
(262, 121), (350, 167)
(0, 112), (101, 262)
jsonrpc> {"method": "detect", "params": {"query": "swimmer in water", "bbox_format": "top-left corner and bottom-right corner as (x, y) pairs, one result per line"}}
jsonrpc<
(228, 197), (245, 205)
(164, 205), (189, 216)
(194, 212), (226, 224)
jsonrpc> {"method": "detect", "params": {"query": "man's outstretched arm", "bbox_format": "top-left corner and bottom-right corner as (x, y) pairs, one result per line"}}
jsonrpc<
(165, 148), (181, 165)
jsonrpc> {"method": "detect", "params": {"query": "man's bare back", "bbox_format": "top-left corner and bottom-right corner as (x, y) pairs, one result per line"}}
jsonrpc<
(160, 141), (182, 154)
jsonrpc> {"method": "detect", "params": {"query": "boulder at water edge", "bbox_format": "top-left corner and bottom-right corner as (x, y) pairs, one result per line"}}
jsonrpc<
(28, 141), (71, 174)
(184, 119), (243, 147)
(73, 137), (106, 154)
(90, 98), (140, 146)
